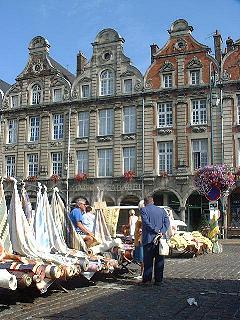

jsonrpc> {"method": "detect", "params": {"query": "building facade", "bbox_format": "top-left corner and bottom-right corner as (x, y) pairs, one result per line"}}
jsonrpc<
(1, 20), (240, 235)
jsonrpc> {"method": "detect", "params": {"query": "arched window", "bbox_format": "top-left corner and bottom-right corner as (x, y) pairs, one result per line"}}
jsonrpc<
(32, 84), (42, 105)
(100, 70), (114, 96)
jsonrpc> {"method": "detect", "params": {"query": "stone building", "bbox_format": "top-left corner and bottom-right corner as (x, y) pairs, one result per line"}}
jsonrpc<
(1, 20), (240, 235)
(0, 79), (11, 108)
(144, 19), (240, 235)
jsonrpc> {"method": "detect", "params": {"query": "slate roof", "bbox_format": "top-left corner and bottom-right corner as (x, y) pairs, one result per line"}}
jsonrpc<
(49, 57), (75, 84)
(0, 79), (11, 93)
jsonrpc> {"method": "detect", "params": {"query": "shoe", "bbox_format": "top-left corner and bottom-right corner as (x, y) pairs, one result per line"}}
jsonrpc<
(137, 281), (151, 286)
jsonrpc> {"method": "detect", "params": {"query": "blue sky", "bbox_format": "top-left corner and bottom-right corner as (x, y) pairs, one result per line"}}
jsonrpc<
(1, 0), (240, 84)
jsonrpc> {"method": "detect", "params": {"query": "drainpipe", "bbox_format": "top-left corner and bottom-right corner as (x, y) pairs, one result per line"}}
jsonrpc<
(142, 97), (145, 199)
(66, 107), (71, 212)
(209, 62), (214, 165)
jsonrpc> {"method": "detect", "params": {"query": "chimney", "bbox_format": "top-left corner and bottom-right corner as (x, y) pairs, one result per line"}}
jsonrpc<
(213, 30), (223, 65)
(76, 51), (87, 76)
(226, 36), (234, 53)
(150, 43), (159, 64)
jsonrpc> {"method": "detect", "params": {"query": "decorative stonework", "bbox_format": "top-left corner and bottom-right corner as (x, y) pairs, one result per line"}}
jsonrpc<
(122, 134), (136, 140)
(134, 80), (143, 92)
(145, 79), (152, 89)
(26, 143), (38, 149)
(50, 141), (63, 147)
(160, 61), (175, 72)
(5, 145), (16, 150)
(187, 57), (202, 69)
(75, 138), (88, 144)
(191, 126), (207, 133)
(97, 135), (113, 142)
(157, 128), (173, 135)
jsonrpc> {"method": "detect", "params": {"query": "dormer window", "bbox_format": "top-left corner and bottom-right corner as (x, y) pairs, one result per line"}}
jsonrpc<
(123, 79), (133, 94)
(81, 84), (90, 98)
(100, 70), (114, 96)
(32, 84), (41, 105)
(190, 70), (200, 85)
(53, 88), (63, 102)
(11, 95), (19, 108)
(163, 73), (173, 88)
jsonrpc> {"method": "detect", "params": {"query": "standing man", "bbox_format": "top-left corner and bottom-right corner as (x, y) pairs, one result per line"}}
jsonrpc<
(69, 198), (95, 247)
(140, 196), (170, 285)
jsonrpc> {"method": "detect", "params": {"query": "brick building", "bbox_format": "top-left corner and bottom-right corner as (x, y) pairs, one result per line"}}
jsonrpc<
(1, 20), (240, 235)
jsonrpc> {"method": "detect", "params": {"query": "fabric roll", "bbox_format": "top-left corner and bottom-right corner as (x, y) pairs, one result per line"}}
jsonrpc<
(89, 238), (123, 255)
(0, 269), (17, 290)
(44, 265), (62, 279)
(9, 270), (32, 288)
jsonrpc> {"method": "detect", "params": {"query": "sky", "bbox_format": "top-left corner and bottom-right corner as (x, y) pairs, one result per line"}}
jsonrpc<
(1, 0), (240, 84)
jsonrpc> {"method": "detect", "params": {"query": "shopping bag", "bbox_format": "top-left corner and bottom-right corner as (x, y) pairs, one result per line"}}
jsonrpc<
(158, 238), (169, 256)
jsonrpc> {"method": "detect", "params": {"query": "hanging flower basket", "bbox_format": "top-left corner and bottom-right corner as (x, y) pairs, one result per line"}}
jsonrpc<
(123, 170), (136, 182)
(159, 171), (168, 178)
(27, 175), (38, 182)
(75, 173), (88, 182)
(194, 164), (235, 198)
(50, 174), (61, 183)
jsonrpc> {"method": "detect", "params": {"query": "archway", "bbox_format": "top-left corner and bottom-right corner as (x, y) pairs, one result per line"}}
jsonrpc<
(186, 191), (209, 231)
(228, 187), (240, 236)
(152, 190), (181, 217)
(102, 195), (115, 206)
(117, 194), (140, 233)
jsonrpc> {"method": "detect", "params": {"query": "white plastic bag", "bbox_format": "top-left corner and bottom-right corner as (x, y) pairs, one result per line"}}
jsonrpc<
(158, 238), (169, 256)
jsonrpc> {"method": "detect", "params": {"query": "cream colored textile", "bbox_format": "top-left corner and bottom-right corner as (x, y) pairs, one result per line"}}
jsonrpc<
(0, 180), (12, 252)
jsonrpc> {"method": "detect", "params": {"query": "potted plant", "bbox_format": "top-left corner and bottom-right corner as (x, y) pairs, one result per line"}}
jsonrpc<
(27, 175), (38, 182)
(50, 174), (61, 183)
(75, 172), (88, 182)
(123, 170), (136, 182)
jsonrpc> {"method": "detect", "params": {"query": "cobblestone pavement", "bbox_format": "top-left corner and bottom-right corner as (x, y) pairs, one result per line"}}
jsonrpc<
(1, 239), (240, 320)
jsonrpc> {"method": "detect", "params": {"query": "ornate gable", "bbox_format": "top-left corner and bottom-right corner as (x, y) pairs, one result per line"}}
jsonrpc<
(160, 61), (175, 73)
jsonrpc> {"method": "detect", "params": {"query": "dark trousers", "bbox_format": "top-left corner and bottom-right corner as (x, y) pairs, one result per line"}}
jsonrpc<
(143, 242), (164, 283)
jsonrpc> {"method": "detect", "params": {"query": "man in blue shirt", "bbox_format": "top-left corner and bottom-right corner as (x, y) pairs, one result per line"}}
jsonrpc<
(69, 198), (94, 247)
(141, 196), (170, 285)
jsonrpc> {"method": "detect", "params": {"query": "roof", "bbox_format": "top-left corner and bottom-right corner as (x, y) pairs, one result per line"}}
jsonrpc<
(0, 79), (11, 93)
(49, 57), (75, 84)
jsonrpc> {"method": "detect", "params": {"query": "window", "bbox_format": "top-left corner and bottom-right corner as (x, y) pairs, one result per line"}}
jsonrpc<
(123, 106), (136, 134)
(29, 116), (40, 142)
(11, 95), (19, 108)
(32, 84), (41, 105)
(190, 70), (200, 85)
(53, 88), (63, 102)
(7, 120), (17, 144)
(191, 99), (207, 125)
(98, 149), (113, 177)
(53, 114), (64, 140)
(123, 147), (136, 172)
(158, 141), (173, 174)
(192, 139), (208, 170)
(28, 154), (39, 176)
(78, 112), (89, 138)
(158, 102), (173, 127)
(6, 155), (16, 177)
(124, 79), (133, 94)
(237, 95), (240, 124)
(163, 73), (172, 88)
(100, 70), (114, 96)
(99, 109), (113, 136)
(77, 150), (88, 173)
(52, 152), (62, 176)
(81, 84), (90, 98)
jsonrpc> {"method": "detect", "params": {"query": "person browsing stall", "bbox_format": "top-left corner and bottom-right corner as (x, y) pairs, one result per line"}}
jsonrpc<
(69, 198), (94, 247)
(140, 196), (170, 285)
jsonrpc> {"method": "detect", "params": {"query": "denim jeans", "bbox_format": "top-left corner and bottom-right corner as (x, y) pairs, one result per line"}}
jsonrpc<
(143, 242), (165, 283)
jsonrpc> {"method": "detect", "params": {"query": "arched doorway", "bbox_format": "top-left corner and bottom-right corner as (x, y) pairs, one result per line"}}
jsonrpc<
(186, 191), (209, 231)
(228, 187), (240, 237)
(117, 194), (140, 233)
(102, 195), (115, 206)
(152, 190), (180, 217)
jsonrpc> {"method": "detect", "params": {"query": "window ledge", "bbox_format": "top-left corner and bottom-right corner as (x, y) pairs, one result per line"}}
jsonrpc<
(75, 137), (89, 144)
(157, 128), (173, 135)
(97, 135), (113, 142)
(5, 144), (17, 150)
(122, 133), (136, 140)
(190, 125), (207, 133)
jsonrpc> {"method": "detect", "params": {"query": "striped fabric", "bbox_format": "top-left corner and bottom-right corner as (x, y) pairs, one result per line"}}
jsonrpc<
(0, 180), (12, 252)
